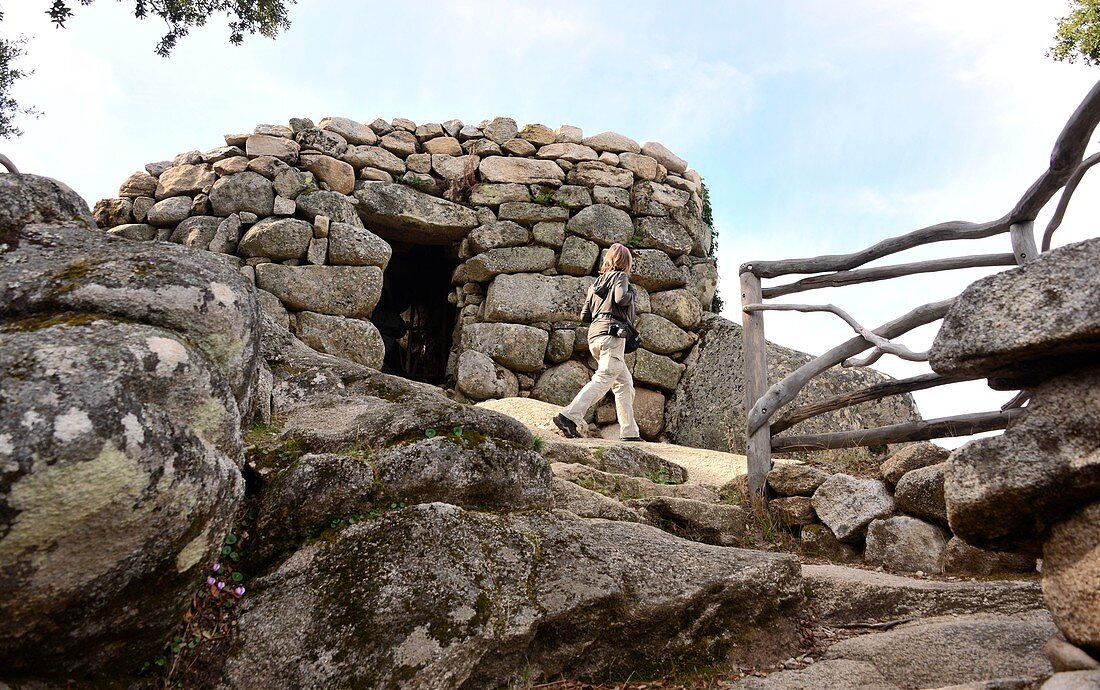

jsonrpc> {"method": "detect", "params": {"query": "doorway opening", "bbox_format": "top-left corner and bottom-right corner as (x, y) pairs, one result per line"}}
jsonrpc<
(373, 242), (458, 385)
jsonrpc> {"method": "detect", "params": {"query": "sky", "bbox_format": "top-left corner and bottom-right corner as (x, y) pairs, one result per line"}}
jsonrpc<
(3, 0), (1098, 445)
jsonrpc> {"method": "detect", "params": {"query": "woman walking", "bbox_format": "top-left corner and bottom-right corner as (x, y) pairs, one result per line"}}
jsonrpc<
(554, 243), (642, 441)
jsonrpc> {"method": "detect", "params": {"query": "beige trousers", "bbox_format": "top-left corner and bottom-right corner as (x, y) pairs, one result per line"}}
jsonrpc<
(560, 334), (640, 438)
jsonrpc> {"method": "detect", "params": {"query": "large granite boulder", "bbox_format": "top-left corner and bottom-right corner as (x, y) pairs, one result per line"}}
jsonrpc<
(565, 203), (633, 247)
(530, 361), (591, 406)
(863, 516), (948, 573)
(930, 238), (1100, 388)
(460, 322), (549, 373)
(209, 170), (275, 217)
(220, 503), (803, 688)
(464, 246), (557, 281)
(665, 314), (920, 462)
(456, 350), (520, 401)
(1043, 502), (1100, 655)
(354, 182), (479, 244)
(881, 442), (949, 486)
(256, 264), (383, 318)
(294, 311), (385, 370)
(326, 222), (392, 268)
(295, 190), (363, 227)
(894, 462), (947, 526)
(944, 363), (1100, 551)
(483, 273), (594, 324)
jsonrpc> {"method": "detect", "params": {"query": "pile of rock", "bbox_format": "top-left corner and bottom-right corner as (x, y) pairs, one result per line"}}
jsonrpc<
(764, 443), (1037, 576)
(94, 116), (717, 440)
(929, 237), (1100, 661)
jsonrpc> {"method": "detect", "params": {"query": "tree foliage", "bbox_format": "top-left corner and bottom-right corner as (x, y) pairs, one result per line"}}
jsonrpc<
(1049, 0), (1100, 65)
(0, 0), (295, 138)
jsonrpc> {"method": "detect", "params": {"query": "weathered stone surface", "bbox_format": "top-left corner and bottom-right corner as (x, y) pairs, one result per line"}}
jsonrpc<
(118, 170), (158, 198)
(1044, 502), (1100, 654)
(536, 142), (598, 162)
(801, 525), (861, 562)
(649, 288), (702, 329)
(0, 175), (95, 237)
(517, 123), (556, 146)
(354, 182), (478, 244)
(295, 311), (385, 370)
(767, 464), (830, 497)
(273, 168), (314, 200)
(804, 564), (1045, 625)
(153, 163), (215, 200)
(822, 615), (1055, 689)
(208, 171), (276, 217)
(132, 196), (155, 223)
(379, 130), (419, 157)
(617, 249), (684, 292)
(254, 124), (292, 138)
(341, 145), (407, 175)
(547, 328), (575, 364)
(299, 153), (355, 195)
(583, 131), (641, 154)
(633, 387), (666, 439)
(482, 116), (519, 145)
(0, 320), (244, 679)
(246, 134), (300, 163)
(145, 196), (191, 226)
(531, 360), (591, 406)
(295, 190), (363, 227)
(479, 156), (565, 186)
(665, 315), (920, 462)
(593, 185), (631, 209)
(930, 237), (1100, 387)
(457, 350), (520, 401)
(326, 222), (391, 268)
(618, 153), (658, 181)
(812, 474), (895, 543)
(635, 313), (694, 354)
(170, 215), (222, 249)
(463, 138), (503, 157)
(549, 185), (591, 209)
(635, 216), (694, 256)
(552, 478), (645, 522)
(558, 235), (599, 276)
(568, 161), (634, 188)
(460, 322), (549, 373)
(468, 183), (530, 206)
(769, 496), (817, 527)
(484, 273), (594, 324)
(895, 462), (947, 525)
(247, 155), (292, 180)
(502, 138), (536, 156)
(92, 197), (133, 227)
(566, 203), (633, 247)
(106, 223), (157, 241)
(498, 201), (570, 224)
(632, 181), (690, 216)
(641, 141), (688, 174)
(944, 364), (1100, 551)
(730, 659), (898, 690)
(941, 537), (1036, 575)
(1043, 670), (1100, 689)
(628, 348), (684, 392)
(319, 116), (378, 145)
(468, 220), (528, 253)
(628, 497), (748, 546)
(431, 153), (479, 180)
(554, 463), (718, 503)
(864, 516), (948, 572)
(237, 217), (312, 261)
(222, 503), (801, 688)
(532, 221), (566, 248)
(256, 264), (382, 318)
(465, 246), (557, 282)
(881, 442), (950, 486)
(294, 128), (348, 158)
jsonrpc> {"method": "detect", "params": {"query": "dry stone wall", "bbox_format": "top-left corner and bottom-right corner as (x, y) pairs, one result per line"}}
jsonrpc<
(95, 115), (717, 440)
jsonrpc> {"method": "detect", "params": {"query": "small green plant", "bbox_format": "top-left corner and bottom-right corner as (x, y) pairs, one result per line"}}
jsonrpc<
(626, 233), (645, 249)
(592, 446), (606, 460)
(645, 466), (676, 485)
(531, 189), (555, 205)
(531, 436), (544, 453)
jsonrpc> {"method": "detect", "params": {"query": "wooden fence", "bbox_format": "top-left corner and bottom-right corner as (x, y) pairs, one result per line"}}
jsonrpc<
(739, 78), (1100, 495)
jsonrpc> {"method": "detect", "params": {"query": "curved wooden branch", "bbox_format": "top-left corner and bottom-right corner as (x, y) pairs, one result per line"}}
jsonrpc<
(770, 372), (973, 435)
(771, 409), (1025, 452)
(743, 302), (929, 362)
(761, 253), (1018, 299)
(1042, 151), (1100, 252)
(746, 298), (955, 434)
(742, 77), (1100, 279)
(844, 348), (886, 368)
(1001, 390), (1031, 411)
(0, 154), (19, 174)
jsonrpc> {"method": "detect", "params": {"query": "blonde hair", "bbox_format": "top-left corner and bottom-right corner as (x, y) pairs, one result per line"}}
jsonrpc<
(601, 243), (633, 274)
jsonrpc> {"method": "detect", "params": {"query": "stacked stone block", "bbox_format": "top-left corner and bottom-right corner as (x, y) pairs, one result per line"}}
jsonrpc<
(95, 116), (718, 440)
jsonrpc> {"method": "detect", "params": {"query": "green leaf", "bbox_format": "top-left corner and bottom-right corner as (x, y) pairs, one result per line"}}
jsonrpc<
(453, 426), (462, 436)
(225, 534), (238, 545)
(425, 428), (437, 437)
(155, 657), (166, 667)
(230, 551), (240, 562)
(232, 571), (244, 582)
(221, 545), (232, 556)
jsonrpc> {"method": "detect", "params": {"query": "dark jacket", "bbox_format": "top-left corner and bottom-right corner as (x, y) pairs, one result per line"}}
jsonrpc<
(581, 270), (636, 339)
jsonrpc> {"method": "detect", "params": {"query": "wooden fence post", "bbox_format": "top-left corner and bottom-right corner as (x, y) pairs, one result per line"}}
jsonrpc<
(740, 266), (772, 496)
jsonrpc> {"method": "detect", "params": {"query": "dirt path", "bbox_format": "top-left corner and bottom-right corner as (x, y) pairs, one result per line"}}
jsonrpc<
(476, 397), (793, 488)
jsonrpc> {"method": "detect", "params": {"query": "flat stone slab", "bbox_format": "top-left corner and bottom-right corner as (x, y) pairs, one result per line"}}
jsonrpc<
(803, 564), (1044, 625)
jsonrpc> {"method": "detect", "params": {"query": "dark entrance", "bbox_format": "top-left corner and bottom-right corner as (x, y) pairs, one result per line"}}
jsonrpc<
(372, 242), (458, 384)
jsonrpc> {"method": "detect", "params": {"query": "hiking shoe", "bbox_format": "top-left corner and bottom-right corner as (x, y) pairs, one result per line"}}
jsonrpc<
(553, 414), (580, 438)
(620, 436), (642, 442)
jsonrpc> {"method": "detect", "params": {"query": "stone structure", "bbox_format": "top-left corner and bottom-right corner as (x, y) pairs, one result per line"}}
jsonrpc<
(94, 116), (716, 440)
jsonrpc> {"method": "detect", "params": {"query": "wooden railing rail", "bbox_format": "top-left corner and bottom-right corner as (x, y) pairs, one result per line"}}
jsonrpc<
(738, 78), (1100, 496)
